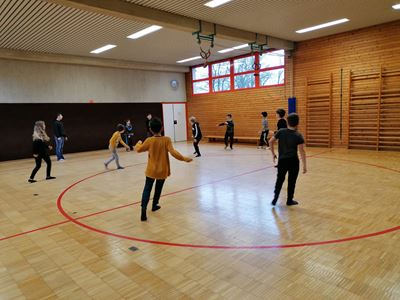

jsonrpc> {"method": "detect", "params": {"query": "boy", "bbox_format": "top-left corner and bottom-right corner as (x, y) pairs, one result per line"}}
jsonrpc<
(276, 108), (287, 132)
(53, 113), (68, 161)
(124, 119), (134, 151)
(218, 114), (234, 150)
(135, 118), (192, 221)
(258, 111), (269, 149)
(104, 124), (130, 169)
(269, 113), (307, 206)
(190, 116), (202, 157)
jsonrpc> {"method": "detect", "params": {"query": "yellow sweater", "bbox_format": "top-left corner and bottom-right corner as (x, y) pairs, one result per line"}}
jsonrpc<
(135, 136), (191, 179)
(109, 131), (128, 150)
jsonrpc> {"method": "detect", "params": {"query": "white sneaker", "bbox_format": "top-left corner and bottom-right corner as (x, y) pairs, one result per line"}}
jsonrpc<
(58, 159), (65, 162)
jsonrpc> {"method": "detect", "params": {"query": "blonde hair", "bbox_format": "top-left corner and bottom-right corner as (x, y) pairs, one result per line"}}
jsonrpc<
(32, 121), (50, 141)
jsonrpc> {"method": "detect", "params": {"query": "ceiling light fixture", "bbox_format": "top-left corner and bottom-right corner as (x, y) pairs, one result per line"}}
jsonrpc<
(392, 3), (400, 9)
(296, 18), (349, 33)
(205, 0), (233, 8)
(90, 44), (116, 54)
(177, 56), (202, 63)
(127, 25), (162, 39)
(218, 44), (248, 53)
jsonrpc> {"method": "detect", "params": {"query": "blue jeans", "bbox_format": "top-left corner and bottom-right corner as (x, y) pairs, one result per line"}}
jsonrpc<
(55, 137), (65, 160)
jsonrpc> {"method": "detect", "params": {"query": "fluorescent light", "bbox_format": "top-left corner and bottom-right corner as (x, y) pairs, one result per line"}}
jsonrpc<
(177, 56), (202, 63)
(393, 3), (400, 9)
(90, 44), (116, 54)
(296, 18), (349, 33)
(205, 0), (233, 8)
(218, 43), (248, 53)
(127, 25), (162, 39)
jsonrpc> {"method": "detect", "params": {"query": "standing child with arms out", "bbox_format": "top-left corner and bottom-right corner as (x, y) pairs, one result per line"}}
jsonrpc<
(269, 113), (307, 206)
(104, 124), (130, 170)
(218, 114), (235, 150)
(135, 118), (192, 221)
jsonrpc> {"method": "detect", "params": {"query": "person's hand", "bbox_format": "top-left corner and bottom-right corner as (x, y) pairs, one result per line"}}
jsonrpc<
(194, 139), (197, 143)
(258, 131), (261, 134)
(137, 140), (143, 144)
(272, 154), (277, 165)
(185, 157), (193, 163)
(48, 146), (53, 150)
(57, 137), (61, 141)
(33, 154), (38, 158)
(65, 137), (68, 141)
(126, 147), (130, 152)
(303, 167), (307, 174)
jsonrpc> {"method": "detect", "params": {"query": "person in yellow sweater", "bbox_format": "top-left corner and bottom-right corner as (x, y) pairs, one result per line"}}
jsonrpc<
(104, 124), (130, 169)
(135, 118), (192, 221)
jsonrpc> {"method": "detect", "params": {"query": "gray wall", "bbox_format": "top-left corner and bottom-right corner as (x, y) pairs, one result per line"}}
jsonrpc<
(0, 59), (186, 103)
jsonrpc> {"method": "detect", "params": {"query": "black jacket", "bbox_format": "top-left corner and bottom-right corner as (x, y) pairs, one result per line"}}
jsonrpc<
(54, 120), (67, 138)
(191, 122), (202, 140)
(33, 139), (51, 157)
(219, 120), (234, 134)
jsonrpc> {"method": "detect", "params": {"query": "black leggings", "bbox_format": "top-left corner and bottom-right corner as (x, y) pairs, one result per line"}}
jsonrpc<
(224, 132), (234, 148)
(30, 155), (51, 179)
(193, 137), (201, 155)
(274, 158), (300, 202)
(141, 177), (166, 210)
(259, 130), (269, 147)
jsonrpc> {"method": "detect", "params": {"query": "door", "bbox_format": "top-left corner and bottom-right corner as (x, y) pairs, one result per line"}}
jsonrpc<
(162, 103), (187, 142)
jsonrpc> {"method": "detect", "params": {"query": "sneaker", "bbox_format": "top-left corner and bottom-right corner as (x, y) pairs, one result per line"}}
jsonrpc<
(286, 200), (299, 206)
(195, 154), (201, 157)
(152, 205), (161, 212)
(224, 146), (228, 150)
(58, 159), (65, 162)
(104, 163), (108, 169)
(28, 179), (37, 183)
(46, 176), (56, 180)
(141, 209), (147, 221)
(117, 166), (124, 170)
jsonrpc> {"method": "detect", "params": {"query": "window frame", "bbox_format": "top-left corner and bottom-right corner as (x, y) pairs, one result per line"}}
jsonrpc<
(191, 49), (285, 96)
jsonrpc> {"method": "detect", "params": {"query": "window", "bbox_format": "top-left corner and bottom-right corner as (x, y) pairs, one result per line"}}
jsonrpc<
(191, 50), (285, 94)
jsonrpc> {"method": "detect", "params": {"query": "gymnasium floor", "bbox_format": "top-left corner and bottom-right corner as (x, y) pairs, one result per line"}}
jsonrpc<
(0, 143), (399, 299)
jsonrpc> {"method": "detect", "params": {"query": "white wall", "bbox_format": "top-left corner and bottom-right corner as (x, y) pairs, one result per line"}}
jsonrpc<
(0, 59), (186, 103)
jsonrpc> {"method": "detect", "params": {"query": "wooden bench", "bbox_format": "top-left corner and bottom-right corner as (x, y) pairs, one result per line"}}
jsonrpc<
(205, 135), (259, 145)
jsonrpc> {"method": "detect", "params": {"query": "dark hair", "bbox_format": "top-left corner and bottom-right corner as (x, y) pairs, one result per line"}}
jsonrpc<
(150, 118), (163, 133)
(261, 111), (268, 117)
(227, 114), (232, 118)
(276, 108), (286, 118)
(287, 113), (299, 127)
(117, 124), (125, 132)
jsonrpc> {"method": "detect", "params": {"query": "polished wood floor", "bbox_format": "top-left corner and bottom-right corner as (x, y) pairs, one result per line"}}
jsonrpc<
(0, 143), (399, 299)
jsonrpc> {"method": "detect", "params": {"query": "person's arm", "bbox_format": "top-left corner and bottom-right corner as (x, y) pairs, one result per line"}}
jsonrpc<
(298, 144), (307, 174)
(269, 136), (277, 164)
(218, 122), (227, 126)
(33, 141), (39, 157)
(167, 138), (192, 162)
(119, 137), (129, 150)
(134, 138), (150, 153)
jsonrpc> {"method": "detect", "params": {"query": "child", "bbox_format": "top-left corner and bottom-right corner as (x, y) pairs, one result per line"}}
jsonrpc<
(28, 121), (56, 183)
(104, 124), (130, 169)
(53, 113), (68, 161)
(218, 114), (234, 150)
(269, 113), (307, 206)
(124, 119), (134, 151)
(276, 108), (287, 132)
(135, 118), (192, 221)
(258, 111), (270, 149)
(190, 116), (202, 157)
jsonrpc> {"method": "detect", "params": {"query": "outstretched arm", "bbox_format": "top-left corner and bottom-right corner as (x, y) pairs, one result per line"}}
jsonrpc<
(135, 139), (150, 153)
(167, 138), (192, 162)
(218, 122), (227, 126)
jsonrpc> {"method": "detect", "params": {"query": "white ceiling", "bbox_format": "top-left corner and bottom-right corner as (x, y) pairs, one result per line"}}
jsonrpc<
(0, 0), (399, 68)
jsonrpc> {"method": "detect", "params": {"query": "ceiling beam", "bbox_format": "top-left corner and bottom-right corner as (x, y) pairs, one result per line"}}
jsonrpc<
(0, 48), (189, 73)
(44, 0), (294, 50)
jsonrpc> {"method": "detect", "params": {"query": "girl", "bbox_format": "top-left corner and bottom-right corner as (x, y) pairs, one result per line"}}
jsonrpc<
(104, 124), (130, 169)
(28, 121), (56, 183)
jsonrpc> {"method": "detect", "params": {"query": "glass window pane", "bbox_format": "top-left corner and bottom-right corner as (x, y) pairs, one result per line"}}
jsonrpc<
(212, 77), (231, 92)
(234, 56), (255, 73)
(193, 80), (209, 94)
(212, 61), (231, 77)
(260, 68), (285, 86)
(192, 66), (209, 80)
(234, 74), (255, 89)
(260, 50), (285, 69)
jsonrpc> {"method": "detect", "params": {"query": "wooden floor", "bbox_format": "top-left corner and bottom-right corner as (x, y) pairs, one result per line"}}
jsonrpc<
(0, 143), (399, 300)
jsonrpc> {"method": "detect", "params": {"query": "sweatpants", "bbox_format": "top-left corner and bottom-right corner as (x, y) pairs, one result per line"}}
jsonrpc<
(273, 157), (300, 202)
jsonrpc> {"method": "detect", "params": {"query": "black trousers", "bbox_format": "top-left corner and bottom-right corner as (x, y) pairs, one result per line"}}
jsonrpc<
(224, 132), (234, 148)
(274, 157), (300, 202)
(193, 137), (202, 155)
(141, 177), (166, 210)
(259, 130), (269, 147)
(30, 155), (51, 179)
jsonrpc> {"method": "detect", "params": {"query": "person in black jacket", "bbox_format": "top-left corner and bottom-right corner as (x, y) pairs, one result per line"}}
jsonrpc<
(190, 116), (202, 157)
(146, 113), (152, 137)
(29, 121), (56, 183)
(218, 114), (234, 150)
(53, 113), (68, 161)
(124, 119), (134, 151)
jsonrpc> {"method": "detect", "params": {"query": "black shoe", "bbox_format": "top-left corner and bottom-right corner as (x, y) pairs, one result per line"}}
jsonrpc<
(195, 154), (201, 157)
(152, 205), (161, 212)
(117, 166), (124, 170)
(287, 200), (299, 206)
(271, 198), (278, 206)
(28, 179), (37, 183)
(141, 209), (147, 221)
(46, 176), (56, 180)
